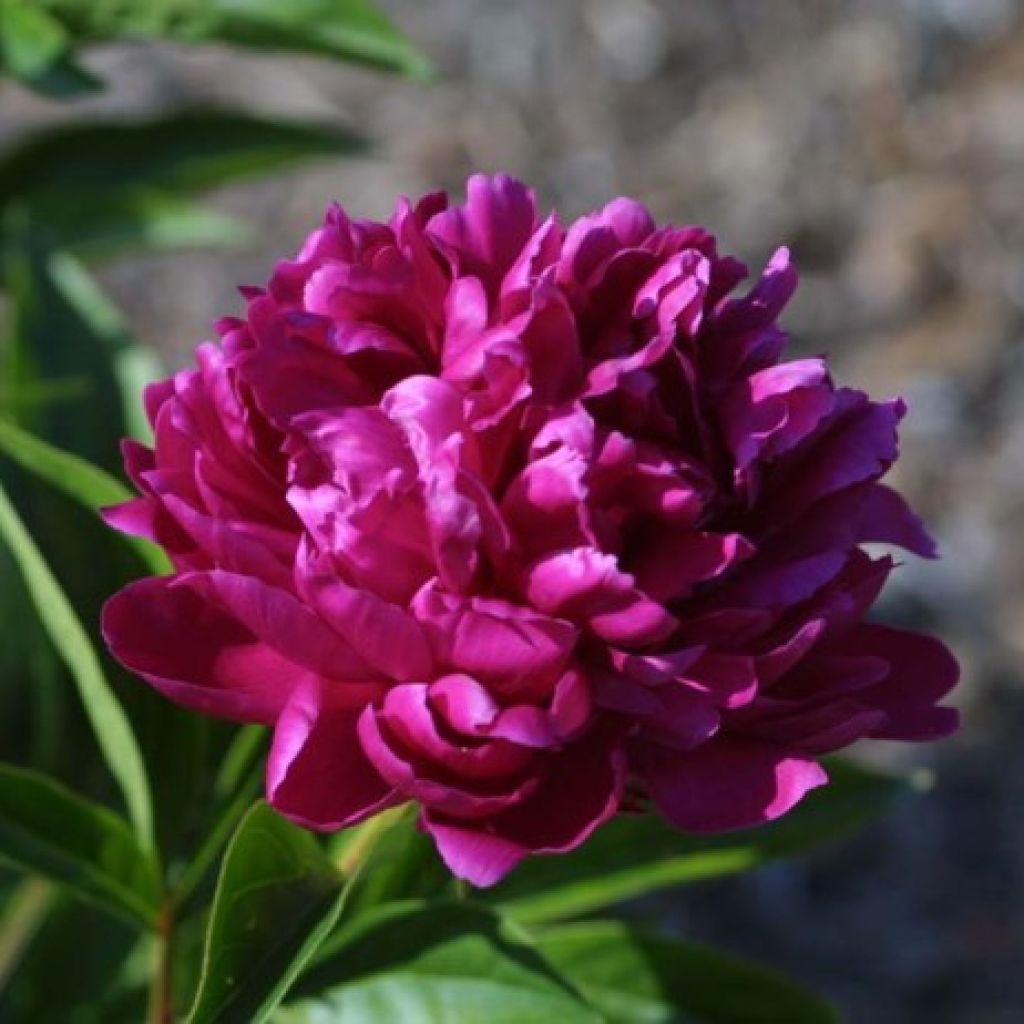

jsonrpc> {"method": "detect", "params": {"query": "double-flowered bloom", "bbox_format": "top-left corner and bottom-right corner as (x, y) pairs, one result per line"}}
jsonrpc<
(102, 175), (958, 885)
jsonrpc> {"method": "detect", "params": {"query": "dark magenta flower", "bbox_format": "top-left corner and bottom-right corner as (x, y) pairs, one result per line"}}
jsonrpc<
(102, 175), (958, 885)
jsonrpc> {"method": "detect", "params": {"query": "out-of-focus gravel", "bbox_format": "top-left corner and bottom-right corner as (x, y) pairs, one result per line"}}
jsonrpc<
(2, 2), (1022, 1020)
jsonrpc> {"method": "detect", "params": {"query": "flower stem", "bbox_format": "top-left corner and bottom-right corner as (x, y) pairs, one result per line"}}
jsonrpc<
(147, 903), (174, 1024)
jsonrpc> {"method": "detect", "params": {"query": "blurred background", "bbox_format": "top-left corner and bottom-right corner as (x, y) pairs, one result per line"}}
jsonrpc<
(1, 2), (1021, 1021)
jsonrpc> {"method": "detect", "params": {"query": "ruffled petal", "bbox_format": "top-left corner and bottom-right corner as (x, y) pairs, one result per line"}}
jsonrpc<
(637, 736), (827, 832)
(423, 729), (626, 886)
(268, 676), (398, 830)
(103, 575), (336, 723)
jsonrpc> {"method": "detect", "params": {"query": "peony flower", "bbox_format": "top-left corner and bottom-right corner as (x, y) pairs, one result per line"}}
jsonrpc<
(102, 174), (958, 886)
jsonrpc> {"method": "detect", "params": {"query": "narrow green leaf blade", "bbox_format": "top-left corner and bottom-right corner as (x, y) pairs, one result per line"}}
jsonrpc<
(42, 251), (162, 444)
(282, 900), (599, 1024)
(0, 764), (160, 928)
(0, 109), (365, 209)
(30, 188), (248, 257)
(487, 760), (915, 925)
(0, 418), (131, 507)
(0, 419), (169, 574)
(0, 481), (154, 849)
(187, 801), (349, 1024)
(538, 921), (838, 1024)
(1, 237), (158, 469)
(333, 806), (451, 916)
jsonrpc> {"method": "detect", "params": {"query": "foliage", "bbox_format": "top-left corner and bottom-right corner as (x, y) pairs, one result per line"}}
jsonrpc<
(0, 4), (930, 1020)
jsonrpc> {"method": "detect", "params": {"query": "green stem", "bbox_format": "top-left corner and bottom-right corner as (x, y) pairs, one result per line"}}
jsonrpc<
(147, 903), (174, 1024)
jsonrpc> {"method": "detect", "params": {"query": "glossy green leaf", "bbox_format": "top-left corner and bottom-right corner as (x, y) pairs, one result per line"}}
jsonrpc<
(0, 481), (154, 849)
(282, 900), (598, 1023)
(0, 764), (160, 928)
(39, 0), (432, 79)
(0, 418), (168, 575)
(0, 109), (365, 211)
(538, 921), (838, 1024)
(487, 760), (916, 925)
(187, 801), (348, 1024)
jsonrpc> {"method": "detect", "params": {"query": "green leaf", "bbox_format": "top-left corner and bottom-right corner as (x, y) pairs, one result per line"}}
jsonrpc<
(41, 251), (162, 443)
(0, 418), (130, 507)
(197, 0), (434, 80)
(332, 806), (451, 916)
(0, 481), (154, 849)
(537, 921), (838, 1024)
(0, 876), (54, 990)
(0, 764), (160, 928)
(0, 419), (170, 574)
(1, 235), (155, 467)
(0, 0), (102, 98)
(28, 188), (248, 257)
(187, 801), (349, 1024)
(487, 760), (915, 925)
(282, 901), (599, 1023)
(171, 748), (264, 913)
(214, 725), (268, 801)
(0, 892), (147, 1021)
(39, 0), (432, 80)
(0, 108), (365, 212)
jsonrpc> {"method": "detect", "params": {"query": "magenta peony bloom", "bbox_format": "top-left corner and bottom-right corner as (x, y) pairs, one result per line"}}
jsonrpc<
(102, 175), (958, 886)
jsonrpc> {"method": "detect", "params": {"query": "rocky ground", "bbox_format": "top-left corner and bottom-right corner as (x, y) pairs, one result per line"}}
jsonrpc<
(2, 2), (1022, 1020)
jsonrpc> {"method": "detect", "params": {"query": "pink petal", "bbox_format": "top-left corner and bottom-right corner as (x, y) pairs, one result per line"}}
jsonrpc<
(525, 547), (676, 646)
(855, 484), (938, 558)
(383, 376), (483, 593)
(297, 546), (433, 682)
(413, 586), (577, 699)
(357, 704), (538, 819)
(636, 736), (827, 832)
(849, 624), (960, 739)
(424, 729), (626, 886)
(629, 530), (754, 602)
(102, 576), (312, 723)
(776, 391), (905, 515)
(428, 173), (539, 295)
(380, 684), (533, 780)
(196, 570), (377, 681)
(268, 676), (398, 830)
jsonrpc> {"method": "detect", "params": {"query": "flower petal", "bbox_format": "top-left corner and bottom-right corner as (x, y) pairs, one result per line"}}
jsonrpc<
(102, 575), (310, 723)
(423, 729), (626, 886)
(636, 736), (827, 832)
(268, 676), (398, 830)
